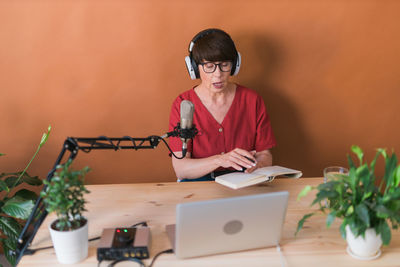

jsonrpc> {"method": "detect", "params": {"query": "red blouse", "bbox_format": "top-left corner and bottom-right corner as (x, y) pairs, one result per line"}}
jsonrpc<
(168, 85), (276, 159)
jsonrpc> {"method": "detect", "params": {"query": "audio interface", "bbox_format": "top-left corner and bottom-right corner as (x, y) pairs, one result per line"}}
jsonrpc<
(97, 227), (151, 261)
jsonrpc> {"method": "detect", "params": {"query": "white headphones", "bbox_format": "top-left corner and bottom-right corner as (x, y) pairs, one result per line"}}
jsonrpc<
(184, 29), (241, 80)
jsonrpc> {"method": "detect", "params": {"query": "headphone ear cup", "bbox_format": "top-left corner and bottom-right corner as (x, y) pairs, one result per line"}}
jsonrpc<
(231, 52), (241, 76)
(191, 57), (200, 79)
(185, 56), (197, 80)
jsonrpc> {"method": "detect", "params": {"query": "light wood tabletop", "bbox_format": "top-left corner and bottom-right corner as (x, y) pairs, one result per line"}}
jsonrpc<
(18, 178), (400, 267)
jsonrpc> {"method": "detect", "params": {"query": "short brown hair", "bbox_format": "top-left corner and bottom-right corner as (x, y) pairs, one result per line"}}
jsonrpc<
(191, 29), (238, 65)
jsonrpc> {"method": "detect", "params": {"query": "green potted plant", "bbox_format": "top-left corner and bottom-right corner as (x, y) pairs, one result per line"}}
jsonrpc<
(40, 159), (90, 264)
(296, 145), (400, 260)
(0, 126), (51, 266)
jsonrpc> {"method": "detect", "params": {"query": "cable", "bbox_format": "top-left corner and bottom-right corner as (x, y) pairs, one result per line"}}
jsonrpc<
(89, 236), (101, 242)
(26, 221), (149, 255)
(276, 244), (287, 267)
(131, 221), (148, 227)
(148, 249), (173, 267)
(157, 136), (185, 159)
(24, 235), (100, 255)
(98, 248), (173, 267)
(107, 257), (145, 267)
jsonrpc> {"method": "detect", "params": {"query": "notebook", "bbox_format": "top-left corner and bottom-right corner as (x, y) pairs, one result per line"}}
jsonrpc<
(165, 191), (289, 259)
(215, 166), (302, 189)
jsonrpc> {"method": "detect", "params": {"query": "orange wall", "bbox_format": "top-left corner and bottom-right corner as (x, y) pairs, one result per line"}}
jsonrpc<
(1, 1), (399, 184)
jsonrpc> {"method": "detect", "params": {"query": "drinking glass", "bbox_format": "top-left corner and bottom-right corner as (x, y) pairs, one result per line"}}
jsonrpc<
(323, 166), (349, 208)
(323, 166), (349, 183)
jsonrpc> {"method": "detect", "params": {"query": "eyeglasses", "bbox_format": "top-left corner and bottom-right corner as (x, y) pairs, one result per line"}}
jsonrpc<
(199, 61), (233, 73)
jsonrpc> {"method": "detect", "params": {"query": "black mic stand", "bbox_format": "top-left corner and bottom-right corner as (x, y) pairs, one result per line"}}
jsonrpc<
(15, 125), (197, 265)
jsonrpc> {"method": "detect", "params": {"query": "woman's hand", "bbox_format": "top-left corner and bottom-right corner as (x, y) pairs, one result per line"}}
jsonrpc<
(171, 149), (272, 180)
(217, 148), (257, 171)
(244, 149), (273, 173)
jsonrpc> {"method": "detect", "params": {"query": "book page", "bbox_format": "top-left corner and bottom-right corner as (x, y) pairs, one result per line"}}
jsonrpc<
(252, 166), (302, 179)
(216, 172), (268, 186)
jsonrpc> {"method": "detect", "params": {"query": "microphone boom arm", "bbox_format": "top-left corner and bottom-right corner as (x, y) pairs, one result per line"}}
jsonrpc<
(15, 128), (197, 265)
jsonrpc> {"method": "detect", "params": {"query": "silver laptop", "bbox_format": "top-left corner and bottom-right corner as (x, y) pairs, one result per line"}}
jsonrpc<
(166, 191), (289, 259)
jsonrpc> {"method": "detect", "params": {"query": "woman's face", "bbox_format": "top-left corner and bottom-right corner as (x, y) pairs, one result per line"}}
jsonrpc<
(198, 60), (232, 92)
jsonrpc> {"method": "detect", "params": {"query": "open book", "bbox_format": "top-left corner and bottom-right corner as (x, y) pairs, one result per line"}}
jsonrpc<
(215, 166), (302, 189)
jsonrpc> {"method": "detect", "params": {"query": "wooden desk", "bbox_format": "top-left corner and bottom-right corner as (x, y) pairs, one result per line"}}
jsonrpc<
(19, 178), (400, 267)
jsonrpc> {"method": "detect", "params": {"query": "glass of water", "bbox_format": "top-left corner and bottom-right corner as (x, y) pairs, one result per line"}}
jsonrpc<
(323, 166), (348, 207)
(323, 166), (349, 183)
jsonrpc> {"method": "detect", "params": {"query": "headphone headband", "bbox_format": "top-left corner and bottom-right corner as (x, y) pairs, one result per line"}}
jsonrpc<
(188, 28), (220, 52)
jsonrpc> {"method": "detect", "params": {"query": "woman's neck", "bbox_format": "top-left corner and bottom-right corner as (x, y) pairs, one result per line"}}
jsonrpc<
(195, 82), (236, 106)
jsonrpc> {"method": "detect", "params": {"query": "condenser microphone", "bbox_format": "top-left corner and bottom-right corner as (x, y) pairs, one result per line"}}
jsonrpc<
(180, 100), (194, 157)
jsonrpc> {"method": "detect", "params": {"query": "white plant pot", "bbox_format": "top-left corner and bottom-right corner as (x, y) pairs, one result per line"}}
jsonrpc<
(345, 225), (382, 260)
(49, 219), (88, 264)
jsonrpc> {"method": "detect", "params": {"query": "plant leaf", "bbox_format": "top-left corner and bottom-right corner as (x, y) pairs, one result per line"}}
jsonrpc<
(351, 145), (364, 165)
(21, 173), (42, 186)
(347, 154), (356, 169)
(370, 149), (385, 173)
(376, 204), (391, 219)
(377, 220), (391, 245)
(326, 211), (337, 228)
(394, 165), (400, 187)
(355, 203), (370, 227)
(348, 167), (357, 192)
(1, 196), (35, 219)
(357, 164), (370, 187)
(39, 125), (52, 147)
(14, 189), (38, 201)
(0, 180), (10, 192)
(295, 213), (314, 236)
(345, 205), (354, 216)
(348, 218), (362, 237)
(4, 172), (42, 188)
(362, 188), (373, 202)
(311, 190), (338, 206)
(2, 233), (17, 251)
(380, 149), (388, 160)
(384, 153), (398, 193)
(0, 216), (21, 239)
(2, 239), (17, 266)
(382, 188), (400, 203)
(297, 185), (313, 201)
(340, 221), (347, 239)
(4, 175), (22, 188)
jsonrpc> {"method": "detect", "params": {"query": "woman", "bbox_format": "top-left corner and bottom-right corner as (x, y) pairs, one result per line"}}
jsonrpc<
(169, 28), (276, 181)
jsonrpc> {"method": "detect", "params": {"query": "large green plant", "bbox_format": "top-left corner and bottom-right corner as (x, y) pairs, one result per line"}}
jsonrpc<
(40, 160), (90, 231)
(296, 145), (400, 245)
(0, 126), (51, 266)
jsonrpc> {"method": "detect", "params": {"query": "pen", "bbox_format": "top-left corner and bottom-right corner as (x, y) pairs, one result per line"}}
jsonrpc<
(240, 156), (256, 172)
(244, 156), (256, 164)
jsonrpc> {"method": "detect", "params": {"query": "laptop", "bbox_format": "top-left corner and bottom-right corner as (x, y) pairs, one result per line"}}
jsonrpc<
(166, 191), (289, 259)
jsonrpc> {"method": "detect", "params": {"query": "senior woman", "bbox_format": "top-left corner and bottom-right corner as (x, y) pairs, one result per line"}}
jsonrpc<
(169, 28), (276, 182)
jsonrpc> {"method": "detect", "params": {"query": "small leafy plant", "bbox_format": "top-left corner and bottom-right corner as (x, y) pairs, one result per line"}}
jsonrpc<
(0, 126), (51, 266)
(40, 160), (90, 231)
(296, 145), (400, 245)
